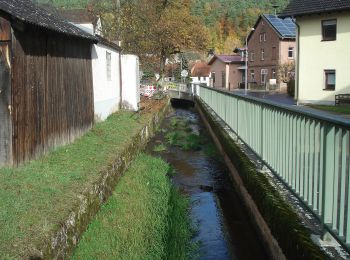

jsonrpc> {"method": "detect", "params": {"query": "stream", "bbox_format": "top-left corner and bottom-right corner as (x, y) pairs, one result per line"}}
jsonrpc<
(146, 103), (268, 259)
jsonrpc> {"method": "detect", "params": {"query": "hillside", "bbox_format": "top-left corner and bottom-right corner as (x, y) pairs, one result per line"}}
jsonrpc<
(191, 0), (290, 53)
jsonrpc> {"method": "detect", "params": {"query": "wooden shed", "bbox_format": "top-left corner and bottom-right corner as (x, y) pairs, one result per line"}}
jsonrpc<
(0, 0), (97, 166)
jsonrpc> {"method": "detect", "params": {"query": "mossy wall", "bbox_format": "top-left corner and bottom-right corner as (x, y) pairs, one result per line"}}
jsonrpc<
(196, 98), (326, 260)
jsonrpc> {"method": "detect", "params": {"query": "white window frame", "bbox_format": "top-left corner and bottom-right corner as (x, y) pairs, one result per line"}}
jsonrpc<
(288, 47), (294, 59)
(250, 70), (255, 81)
(324, 70), (336, 91)
(261, 48), (265, 61)
(250, 51), (254, 61)
(261, 69), (268, 84)
(272, 68), (276, 79)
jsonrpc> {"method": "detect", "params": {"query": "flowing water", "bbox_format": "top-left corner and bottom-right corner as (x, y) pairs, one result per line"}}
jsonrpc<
(146, 103), (268, 259)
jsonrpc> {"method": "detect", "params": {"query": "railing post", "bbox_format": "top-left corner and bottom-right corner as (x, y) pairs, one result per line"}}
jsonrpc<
(196, 86), (350, 250)
(321, 124), (335, 228)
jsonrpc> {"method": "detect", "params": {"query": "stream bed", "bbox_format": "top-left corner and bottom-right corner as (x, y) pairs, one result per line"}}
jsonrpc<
(146, 103), (268, 259)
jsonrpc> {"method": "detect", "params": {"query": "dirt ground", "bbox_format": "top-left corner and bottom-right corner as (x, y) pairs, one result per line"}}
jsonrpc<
(139, 96), (168, 114)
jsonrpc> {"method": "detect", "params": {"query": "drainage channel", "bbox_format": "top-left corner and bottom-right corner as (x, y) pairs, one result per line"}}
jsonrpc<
(146, 103), (268, 259)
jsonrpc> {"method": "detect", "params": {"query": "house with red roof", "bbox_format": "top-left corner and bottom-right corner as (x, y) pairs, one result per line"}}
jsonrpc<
(208, 55), (245, 90)
(190, 61), (211, 86)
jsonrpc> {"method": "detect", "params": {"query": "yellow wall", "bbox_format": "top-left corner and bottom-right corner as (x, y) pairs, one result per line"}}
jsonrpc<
(297, 12), (350, 104)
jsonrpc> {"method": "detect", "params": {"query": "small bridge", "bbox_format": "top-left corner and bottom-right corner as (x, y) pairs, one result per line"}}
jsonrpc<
(165, 83), (196, 102)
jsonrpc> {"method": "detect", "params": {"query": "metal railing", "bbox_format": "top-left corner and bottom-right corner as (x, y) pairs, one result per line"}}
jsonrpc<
(195, 85), (350, 249)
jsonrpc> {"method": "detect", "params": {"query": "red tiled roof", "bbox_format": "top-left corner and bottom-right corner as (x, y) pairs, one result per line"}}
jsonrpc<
(191, 62), (211, 77)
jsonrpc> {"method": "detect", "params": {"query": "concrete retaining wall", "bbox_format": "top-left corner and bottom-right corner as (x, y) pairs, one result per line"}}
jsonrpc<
(196, 98), (287, 260)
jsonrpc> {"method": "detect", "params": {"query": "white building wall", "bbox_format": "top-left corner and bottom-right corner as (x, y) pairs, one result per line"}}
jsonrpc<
(72, 23), (94, 35)
(190, 76), (210, 86)
(297, 12), (350, 104)
(121, 55), (140, 111)
(92, 43), (121, 121)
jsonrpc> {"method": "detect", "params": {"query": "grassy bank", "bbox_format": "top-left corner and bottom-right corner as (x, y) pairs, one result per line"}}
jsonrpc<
(72, 153), (192, 260)
(0, 111), (157, 259)
(309, 105), (350, 115)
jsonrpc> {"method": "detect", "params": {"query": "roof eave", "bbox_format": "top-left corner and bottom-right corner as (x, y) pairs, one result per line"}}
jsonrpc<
(96, 35), (121, 51)
(280, 7), (350, 18)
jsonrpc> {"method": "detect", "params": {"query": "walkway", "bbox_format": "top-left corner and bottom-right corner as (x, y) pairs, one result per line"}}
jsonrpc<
(233, 90), (350, 123)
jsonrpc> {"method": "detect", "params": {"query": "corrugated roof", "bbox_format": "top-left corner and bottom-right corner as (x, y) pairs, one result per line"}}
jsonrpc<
(208, 55), (244, 65)
(0, 0), (97, 41)
(280, 0), (350, 17)
(191, 62), (211, 77)
(263, 14), (296, 38)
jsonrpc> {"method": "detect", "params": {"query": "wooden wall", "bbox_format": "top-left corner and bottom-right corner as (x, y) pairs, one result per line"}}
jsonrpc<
(0, 17), (12, 166)
(11, 25), (94, 165)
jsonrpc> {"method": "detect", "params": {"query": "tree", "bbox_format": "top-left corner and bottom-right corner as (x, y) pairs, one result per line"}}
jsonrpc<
(94, 0), (209, 79)
(278, 61), (295, 83)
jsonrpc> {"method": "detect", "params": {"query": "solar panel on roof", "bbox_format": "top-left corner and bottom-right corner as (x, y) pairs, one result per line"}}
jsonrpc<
(264, 14), (296, 38)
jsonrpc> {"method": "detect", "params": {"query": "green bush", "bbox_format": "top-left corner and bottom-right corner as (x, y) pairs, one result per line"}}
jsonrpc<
(287, 79), (295, 97)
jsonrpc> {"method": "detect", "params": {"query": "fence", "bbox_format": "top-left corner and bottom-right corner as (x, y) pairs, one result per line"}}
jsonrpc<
(195, 85), (350, 249)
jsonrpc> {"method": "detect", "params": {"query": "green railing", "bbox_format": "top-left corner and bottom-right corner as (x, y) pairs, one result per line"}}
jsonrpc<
(196, 85), (350, 249)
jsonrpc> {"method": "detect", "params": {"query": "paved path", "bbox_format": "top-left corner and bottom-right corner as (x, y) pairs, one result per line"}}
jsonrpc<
(233, 90), (350, 123)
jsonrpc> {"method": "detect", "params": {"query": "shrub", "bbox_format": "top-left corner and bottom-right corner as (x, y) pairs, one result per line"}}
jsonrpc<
(287, 79), (295, 97)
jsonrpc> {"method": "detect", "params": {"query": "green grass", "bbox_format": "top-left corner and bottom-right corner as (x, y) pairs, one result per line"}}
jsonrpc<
(309, 105), (350, 115)
(165, 117), (204, 151)
(153, 143), (167, 152)
(72, 154), (192, 260)
(182, 134), (202, 151)
(0, 111), (153, 259)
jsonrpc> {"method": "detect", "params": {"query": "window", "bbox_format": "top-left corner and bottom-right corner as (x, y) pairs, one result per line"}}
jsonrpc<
(261, 69), (268, 84)
(221, 71), (226, 88)
(202, 77), (206, 81)
(106, 51), (112, 81)
(272, 47), (277, 60)
(250, 70), (255, 81)
(272, 68), (276, 79)
(288, 47), (294, 59)
(260, 34), (263, 42)
(263, 33), (267, 41)
(322, 20), (337, 41)
(250, 51), (255, 61)
(212, 72), (216, 84)
(198, 76), (200, 81)
(324, 70), (336, 90)
(261, 48), (265, 60)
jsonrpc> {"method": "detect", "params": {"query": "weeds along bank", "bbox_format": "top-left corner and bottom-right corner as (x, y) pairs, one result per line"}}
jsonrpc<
(0, 98), (170, 259)
(72, 154), (192, 259)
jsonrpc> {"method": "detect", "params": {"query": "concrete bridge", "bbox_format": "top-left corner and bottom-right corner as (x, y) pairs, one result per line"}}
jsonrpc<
(165, 83), (195, 102)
